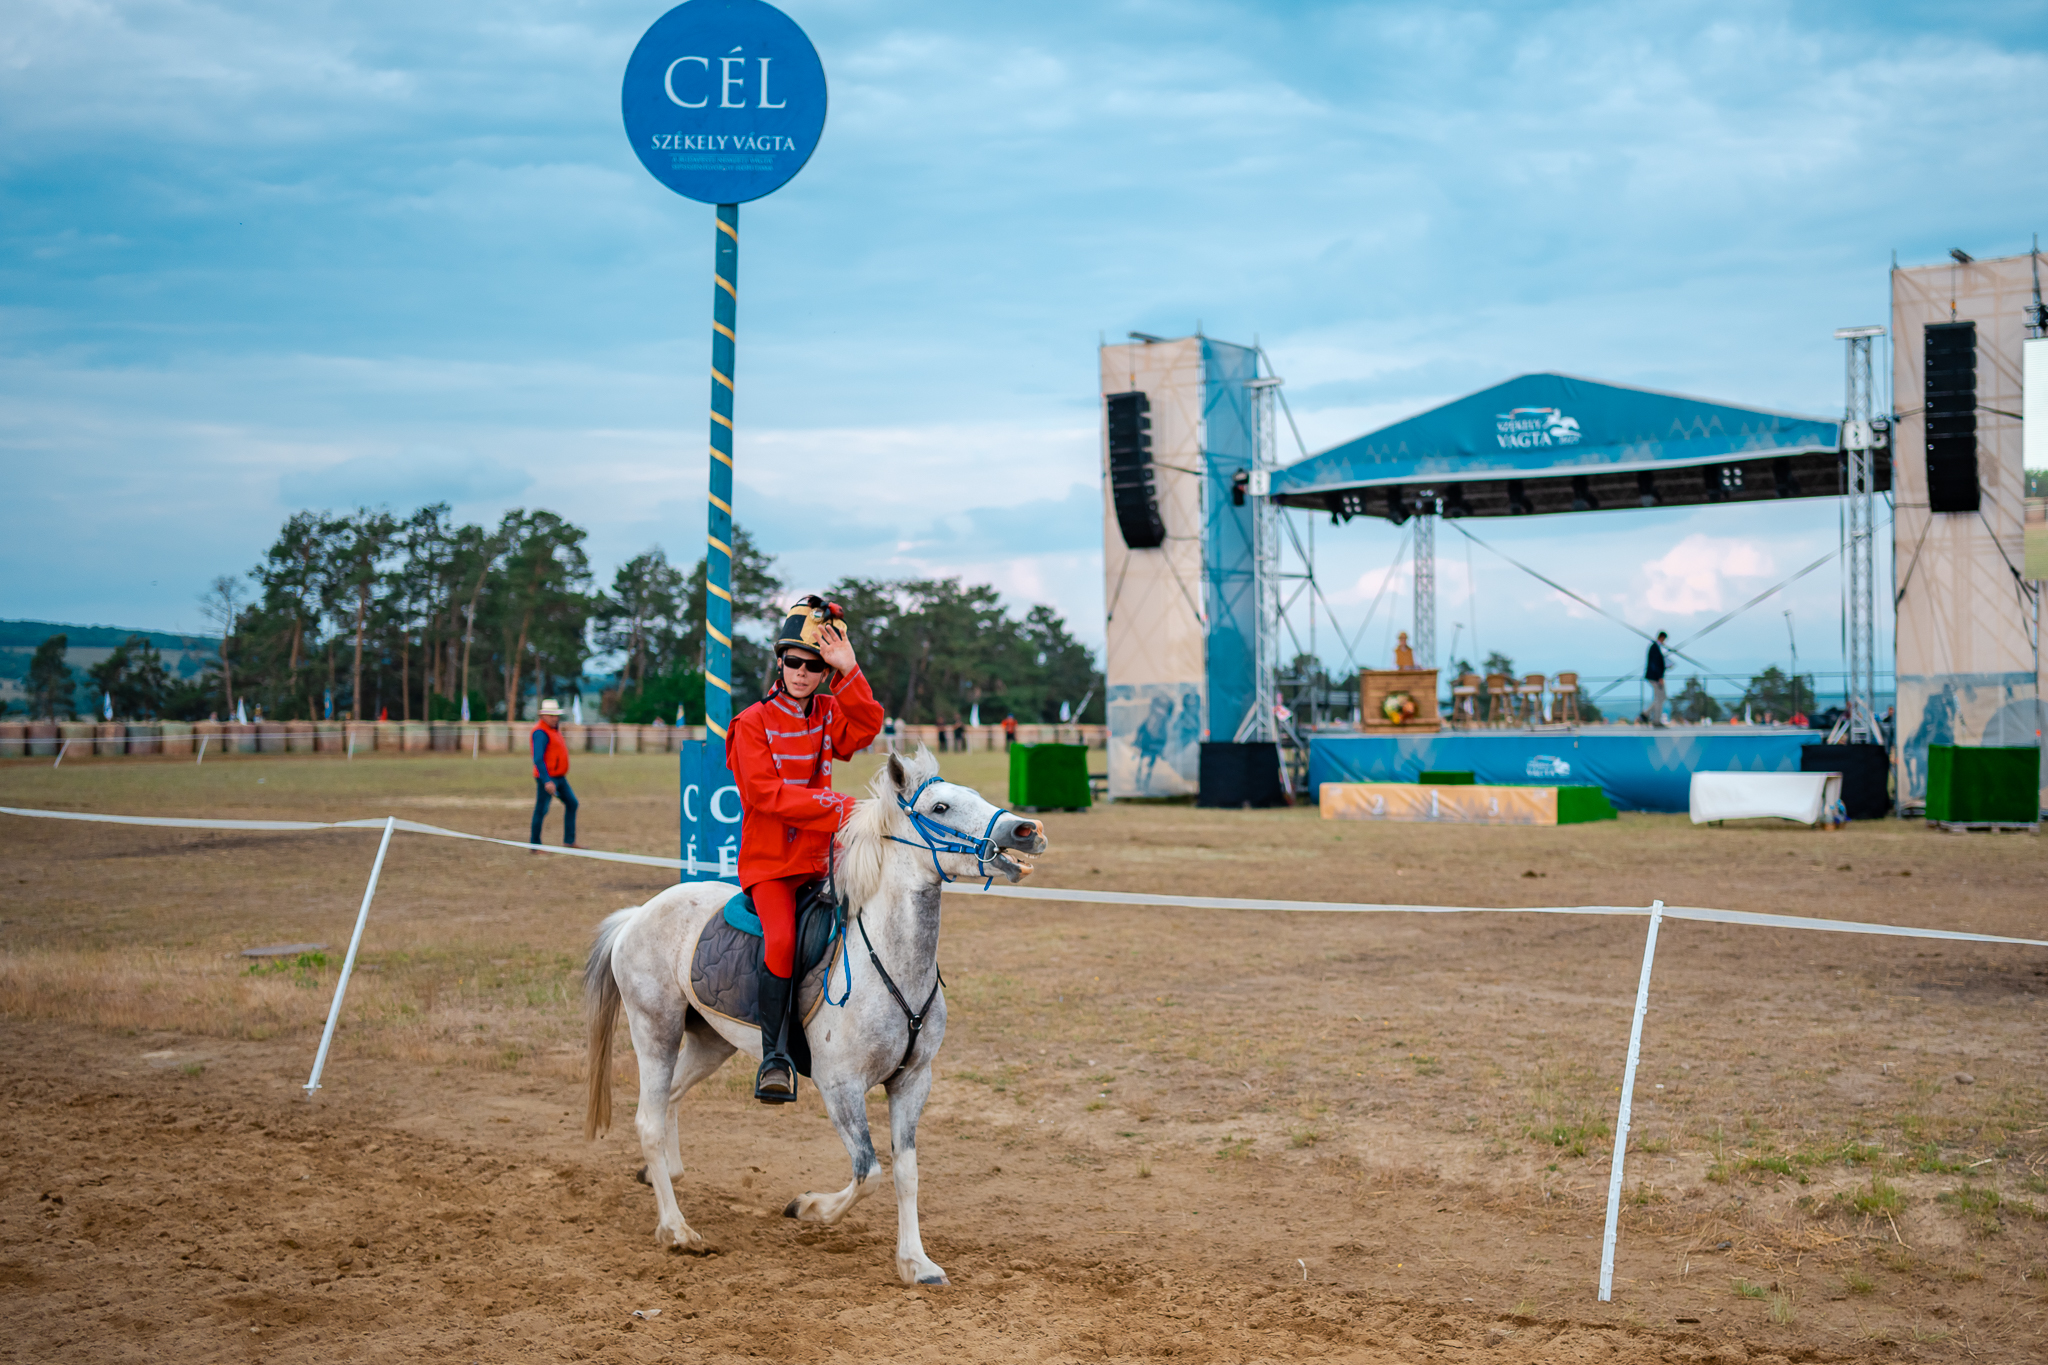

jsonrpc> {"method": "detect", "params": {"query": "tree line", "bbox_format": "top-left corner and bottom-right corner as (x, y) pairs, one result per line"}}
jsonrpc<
(14, 504), (1106, 726)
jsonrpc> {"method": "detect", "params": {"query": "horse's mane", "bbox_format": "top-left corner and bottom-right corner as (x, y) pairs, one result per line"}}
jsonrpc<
(833, 746), (938, 914)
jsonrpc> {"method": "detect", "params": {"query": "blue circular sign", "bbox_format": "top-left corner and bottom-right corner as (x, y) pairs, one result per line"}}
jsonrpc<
(622, 0), (826, 205)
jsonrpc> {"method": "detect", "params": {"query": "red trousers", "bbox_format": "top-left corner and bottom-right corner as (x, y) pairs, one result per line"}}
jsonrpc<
(751, 873), (807, 979)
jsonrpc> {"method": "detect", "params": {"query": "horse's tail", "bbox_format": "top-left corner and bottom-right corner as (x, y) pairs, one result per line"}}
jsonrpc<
(583, 905), (637, 1140)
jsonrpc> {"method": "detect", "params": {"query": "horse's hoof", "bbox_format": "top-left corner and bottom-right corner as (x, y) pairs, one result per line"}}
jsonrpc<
(783, 1198), (800, 1219)
(657, 1225), (706, 1253)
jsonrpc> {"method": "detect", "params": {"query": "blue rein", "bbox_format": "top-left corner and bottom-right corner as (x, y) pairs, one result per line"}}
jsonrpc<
(885, 774), (1011, 890)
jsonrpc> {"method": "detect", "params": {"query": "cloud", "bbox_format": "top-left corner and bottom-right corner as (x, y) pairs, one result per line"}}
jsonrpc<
(277, 446), (532, 509)
(1641, 534), (1775, 616)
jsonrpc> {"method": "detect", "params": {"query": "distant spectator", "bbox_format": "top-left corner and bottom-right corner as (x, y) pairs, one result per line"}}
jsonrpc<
(1002, 714), (1018, 750)
(1640, 632), (1668, 727)
(953, 721), (967, 753)
(530, 698), (578, 848)
(936, 725), (948, 752)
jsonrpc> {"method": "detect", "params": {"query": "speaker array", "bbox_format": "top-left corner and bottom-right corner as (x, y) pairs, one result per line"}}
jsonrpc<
(1923, 321), (1980, 514)
(1106, 391), (1166, 549)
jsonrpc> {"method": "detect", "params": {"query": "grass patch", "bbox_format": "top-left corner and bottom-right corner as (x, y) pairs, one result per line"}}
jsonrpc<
(1937, 1182), (2044, 1235)
(1842, 1269), (1875, 1295)
(1288, 1128), (1321, 1149)
(1528, 1118), (1610, 1158)
(1733, 1279), (1767, 1299)
(1767, 1293), (1795, 1324)
(1216, 1135), (1255, 1161)
(1847, 1178), (1905, 1217)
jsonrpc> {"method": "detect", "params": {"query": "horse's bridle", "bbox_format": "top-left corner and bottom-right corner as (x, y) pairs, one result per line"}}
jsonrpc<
(885, 774), (1014, 890)
(857, 772), (1018, 1083)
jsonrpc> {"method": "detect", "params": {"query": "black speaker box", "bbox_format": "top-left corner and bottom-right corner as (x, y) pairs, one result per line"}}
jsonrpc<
(1197, 742), (1287, 808)
(1105, 391), (1166, 549)
(1800, 743), (1892, 820)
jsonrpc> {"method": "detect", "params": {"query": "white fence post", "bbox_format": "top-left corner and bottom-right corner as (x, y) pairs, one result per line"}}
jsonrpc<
(303, 816), (397, 1098)
(53, 739), (69, 768)
(1599, 898), (1664, 1302)
(195, 734), (208, 765)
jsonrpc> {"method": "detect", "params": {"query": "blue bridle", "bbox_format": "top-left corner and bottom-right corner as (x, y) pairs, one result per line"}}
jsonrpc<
(886, 774), (1012, 889)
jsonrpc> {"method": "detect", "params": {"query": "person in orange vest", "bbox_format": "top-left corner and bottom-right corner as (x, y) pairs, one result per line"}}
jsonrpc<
(1001, 713), (1018, 750)
(727, 595), (883, 1102)
(529, 697), (578, 847)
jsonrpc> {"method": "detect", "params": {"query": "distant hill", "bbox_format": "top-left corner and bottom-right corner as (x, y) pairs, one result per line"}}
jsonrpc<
(0, 620), (222, 710)
(0, 619), (218, 652)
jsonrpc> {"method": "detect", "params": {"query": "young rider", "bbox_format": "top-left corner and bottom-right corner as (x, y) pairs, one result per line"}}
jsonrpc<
(726, 595), (884, 1102)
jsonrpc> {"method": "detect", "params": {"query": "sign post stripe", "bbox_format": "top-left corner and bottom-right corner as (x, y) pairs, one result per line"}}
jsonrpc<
(704, 202), (739, 788)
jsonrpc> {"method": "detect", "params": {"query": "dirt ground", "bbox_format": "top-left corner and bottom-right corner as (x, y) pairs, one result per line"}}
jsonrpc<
(3, 748), (2046, 1363)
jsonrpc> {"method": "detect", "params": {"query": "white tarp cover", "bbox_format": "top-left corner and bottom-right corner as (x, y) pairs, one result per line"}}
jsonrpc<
(1891, 255), (2044, 811)
(1689, 771), (1841, 825)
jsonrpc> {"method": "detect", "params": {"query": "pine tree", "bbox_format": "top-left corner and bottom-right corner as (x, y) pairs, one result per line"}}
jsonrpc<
(27, 635), (72, 719)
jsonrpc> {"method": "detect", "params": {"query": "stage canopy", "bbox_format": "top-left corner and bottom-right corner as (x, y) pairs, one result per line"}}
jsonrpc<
(1270, 372), (1866, 522)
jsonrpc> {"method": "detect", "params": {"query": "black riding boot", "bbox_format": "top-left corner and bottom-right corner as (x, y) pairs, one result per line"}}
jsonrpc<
(754, 966), (798, 1104)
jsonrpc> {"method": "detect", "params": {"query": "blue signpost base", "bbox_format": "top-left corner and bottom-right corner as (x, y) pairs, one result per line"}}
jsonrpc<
(679, 739), (741, 883)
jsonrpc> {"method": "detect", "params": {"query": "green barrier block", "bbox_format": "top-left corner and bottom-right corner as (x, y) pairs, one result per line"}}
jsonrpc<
(1926, 745), (2039, 823)
(1416, 770), (1475, 785)
(1556, 785), (1618, 824)
(1009, 743), (1092, 810)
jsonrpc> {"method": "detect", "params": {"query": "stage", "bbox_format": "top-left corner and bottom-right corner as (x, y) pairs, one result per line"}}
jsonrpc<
(1306, 725), (1826, 813)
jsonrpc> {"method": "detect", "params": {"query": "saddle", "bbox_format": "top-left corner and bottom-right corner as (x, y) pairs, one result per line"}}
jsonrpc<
(687, 878), (847, 1078)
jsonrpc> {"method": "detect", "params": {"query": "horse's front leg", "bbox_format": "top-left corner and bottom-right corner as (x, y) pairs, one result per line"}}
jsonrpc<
(782, 1077), (884, 1225)
(885, 1063), (946, 1285)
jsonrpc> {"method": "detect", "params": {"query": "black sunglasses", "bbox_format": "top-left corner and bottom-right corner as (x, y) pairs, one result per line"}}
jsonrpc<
(781, 655), (830, 675)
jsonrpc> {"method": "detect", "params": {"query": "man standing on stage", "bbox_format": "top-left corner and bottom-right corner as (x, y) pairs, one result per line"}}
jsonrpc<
(1641, 632), (1669, 727)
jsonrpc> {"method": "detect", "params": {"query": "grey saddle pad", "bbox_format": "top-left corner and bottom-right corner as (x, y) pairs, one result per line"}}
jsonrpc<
(690, 892), (846, 1044)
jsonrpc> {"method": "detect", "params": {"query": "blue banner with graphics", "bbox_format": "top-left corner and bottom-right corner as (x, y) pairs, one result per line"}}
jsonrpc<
(678, 739), (743, 882)
(1308, 730), (1826, 813)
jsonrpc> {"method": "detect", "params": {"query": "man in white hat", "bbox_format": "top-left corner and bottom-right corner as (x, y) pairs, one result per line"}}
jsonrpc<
(530, 698), (579, 847)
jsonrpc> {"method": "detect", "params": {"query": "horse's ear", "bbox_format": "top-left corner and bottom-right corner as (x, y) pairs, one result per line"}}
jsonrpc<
(886, 752), (906, 792)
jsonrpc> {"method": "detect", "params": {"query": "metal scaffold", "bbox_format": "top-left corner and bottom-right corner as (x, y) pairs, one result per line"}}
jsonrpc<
(1834, 324), (1885, 743)
(1411, 498), (1436, 671)
(1235, 375), (1286, 744)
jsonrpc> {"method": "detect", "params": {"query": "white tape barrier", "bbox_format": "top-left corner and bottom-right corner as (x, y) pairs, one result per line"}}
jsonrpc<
(5, 803), (2045, 948)
(7, 799), (2047, 1301)
(0, 805), (685, 870)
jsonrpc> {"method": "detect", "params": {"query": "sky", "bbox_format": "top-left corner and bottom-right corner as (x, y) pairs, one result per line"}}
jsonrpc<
(4, 0), (2046, 698)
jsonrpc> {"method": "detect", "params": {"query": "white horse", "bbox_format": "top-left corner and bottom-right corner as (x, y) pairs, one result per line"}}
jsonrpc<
(583, 748), (1047, 1285)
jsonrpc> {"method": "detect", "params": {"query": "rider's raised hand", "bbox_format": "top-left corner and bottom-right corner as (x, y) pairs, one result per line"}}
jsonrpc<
(816, 622), (857, 676)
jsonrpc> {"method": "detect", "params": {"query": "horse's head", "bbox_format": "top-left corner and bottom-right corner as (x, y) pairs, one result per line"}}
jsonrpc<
(875, 748), (1049, 883)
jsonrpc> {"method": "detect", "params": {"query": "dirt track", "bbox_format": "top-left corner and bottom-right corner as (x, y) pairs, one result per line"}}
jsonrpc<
(3, 751), (2045, 1362)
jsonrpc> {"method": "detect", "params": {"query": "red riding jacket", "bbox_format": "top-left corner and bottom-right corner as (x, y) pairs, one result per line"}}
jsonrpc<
(726, 668), (884, 890)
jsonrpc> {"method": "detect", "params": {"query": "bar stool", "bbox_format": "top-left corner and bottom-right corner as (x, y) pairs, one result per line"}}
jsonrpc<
(1450, 672), (1481, 727)
(1552, 671), (1581, 725)
(1484, 673), (1514, 726)
(1515, 673), (1547, 726)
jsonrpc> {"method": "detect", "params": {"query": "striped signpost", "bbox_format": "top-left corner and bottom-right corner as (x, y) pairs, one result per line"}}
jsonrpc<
(622, 0), (827, 878)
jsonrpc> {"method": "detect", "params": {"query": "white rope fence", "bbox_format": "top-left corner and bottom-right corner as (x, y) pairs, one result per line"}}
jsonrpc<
(5, 801), (2044, 1302)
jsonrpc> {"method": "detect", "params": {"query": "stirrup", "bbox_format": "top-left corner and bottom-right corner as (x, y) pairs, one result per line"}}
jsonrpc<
(754, 1055), (797, 1104)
